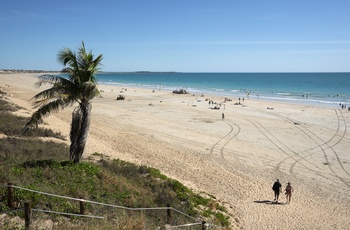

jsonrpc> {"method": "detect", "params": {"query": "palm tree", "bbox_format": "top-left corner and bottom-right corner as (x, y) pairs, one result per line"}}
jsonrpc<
(25, 42), (103, 163)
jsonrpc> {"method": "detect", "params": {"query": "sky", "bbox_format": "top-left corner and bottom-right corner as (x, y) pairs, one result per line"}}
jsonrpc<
(1, 0), (349, 72)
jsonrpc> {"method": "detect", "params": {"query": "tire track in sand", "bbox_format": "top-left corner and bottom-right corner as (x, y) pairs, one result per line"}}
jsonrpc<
(269, 109), (350, 188)
(244, 117), (347, 191)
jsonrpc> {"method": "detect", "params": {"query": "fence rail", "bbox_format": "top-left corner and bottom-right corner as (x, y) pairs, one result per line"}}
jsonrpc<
(0, 183), (215, 229)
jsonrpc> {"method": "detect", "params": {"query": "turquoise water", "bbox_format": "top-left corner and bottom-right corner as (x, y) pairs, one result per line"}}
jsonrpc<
(96, 72), (350, 107)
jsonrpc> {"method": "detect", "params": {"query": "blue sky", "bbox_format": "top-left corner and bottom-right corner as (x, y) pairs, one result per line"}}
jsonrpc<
(1, 0), (349, 72)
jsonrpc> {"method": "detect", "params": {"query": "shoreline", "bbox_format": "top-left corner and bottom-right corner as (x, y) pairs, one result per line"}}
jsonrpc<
(1, 73), (350, 229)
(94, 72), (350, 108)
(5, 70), (348, 108)
(98, 81), (347, 110)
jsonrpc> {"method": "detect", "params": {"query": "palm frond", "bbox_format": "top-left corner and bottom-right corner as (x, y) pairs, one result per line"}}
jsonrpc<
(57, 48), (77, 67)
(77, 42), (103, 82)
(32, 98), (51, 109)
(91, 54), (104, 74)
(31, 86), (63, 102)
(33, 74), (62, 89)
(60, 68), (74, 81)
(31, 76), (77, 102)
(58, 48), (81, 84)
(25, 99), (66, 130)
(79, 82), (99, 102)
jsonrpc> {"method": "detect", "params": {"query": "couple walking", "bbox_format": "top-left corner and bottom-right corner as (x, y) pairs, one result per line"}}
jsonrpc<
(272, 179), (294, 204)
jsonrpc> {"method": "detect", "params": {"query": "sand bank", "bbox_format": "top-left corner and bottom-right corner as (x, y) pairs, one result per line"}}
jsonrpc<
(1, 73), (350, 229)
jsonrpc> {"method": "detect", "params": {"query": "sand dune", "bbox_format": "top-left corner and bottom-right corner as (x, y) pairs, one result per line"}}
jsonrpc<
(1, 73), (350, 229)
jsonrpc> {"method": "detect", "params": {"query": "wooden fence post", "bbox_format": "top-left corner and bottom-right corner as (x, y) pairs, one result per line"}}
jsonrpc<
(7, 182), (15, 209)
(24, 202), (32, 230)
(166, 204), (172, 225)
(201, 220), (206, 230)
(79, 197), (85, 215)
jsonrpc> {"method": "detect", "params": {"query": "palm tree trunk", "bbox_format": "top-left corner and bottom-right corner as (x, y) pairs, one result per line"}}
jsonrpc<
(70, 103), (91, 163)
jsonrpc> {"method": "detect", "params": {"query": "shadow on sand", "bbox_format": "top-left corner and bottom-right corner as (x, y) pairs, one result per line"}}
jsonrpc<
(254, 200), (285, 205)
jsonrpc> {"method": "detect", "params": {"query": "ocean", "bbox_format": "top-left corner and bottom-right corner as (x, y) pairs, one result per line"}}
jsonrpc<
(96, 72), (350, 107)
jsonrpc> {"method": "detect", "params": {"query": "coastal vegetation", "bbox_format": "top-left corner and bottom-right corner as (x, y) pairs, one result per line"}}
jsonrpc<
(25, 42), (103, 163)
(0, 89), (231, 228)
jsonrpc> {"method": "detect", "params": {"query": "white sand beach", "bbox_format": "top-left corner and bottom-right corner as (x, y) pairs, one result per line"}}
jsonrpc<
(1, 73), (350, 229)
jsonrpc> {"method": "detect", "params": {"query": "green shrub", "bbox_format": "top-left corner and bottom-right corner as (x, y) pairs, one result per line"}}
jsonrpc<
(0, 97), (232, 228)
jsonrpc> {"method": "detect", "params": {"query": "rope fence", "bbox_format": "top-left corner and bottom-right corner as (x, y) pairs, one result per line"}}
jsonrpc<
(0, 183), (217, 229)
(32, 208), (105, 219)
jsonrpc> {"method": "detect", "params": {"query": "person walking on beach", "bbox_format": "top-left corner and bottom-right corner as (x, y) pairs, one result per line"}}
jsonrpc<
(222, 113), (225, 120)
(285, 182), (294, 204)
(272, 179), (282, 202)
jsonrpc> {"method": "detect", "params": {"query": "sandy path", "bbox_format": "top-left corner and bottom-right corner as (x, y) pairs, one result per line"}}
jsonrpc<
(1, 73), (349, 229)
